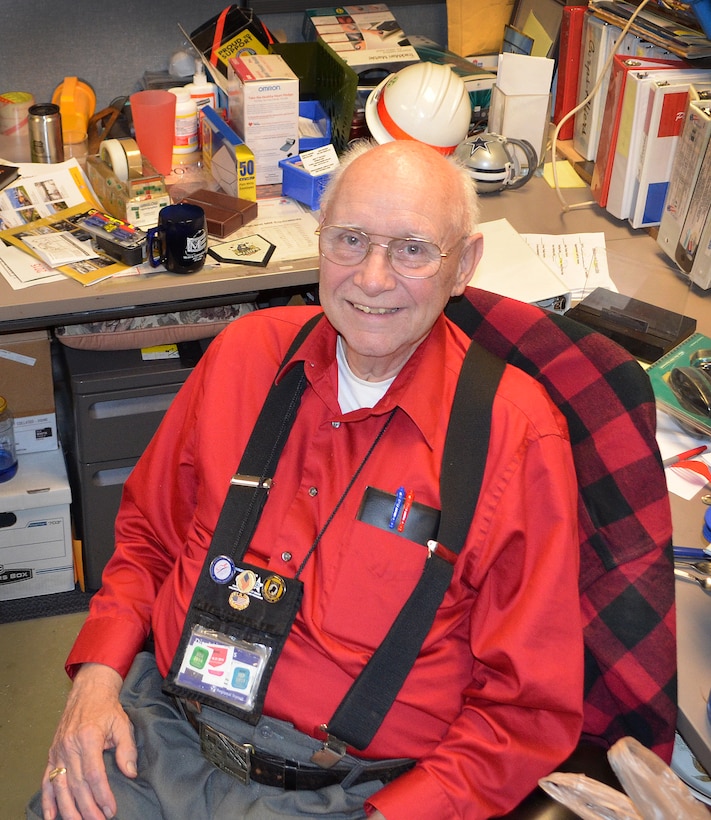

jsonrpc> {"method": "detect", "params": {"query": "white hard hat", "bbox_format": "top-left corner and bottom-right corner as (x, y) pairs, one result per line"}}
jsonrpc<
(364, 62), (471, 155)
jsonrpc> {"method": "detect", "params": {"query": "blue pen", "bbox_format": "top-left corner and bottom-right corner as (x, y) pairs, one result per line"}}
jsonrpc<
(673, 546), (711, 559)
(389, 487), (406, 529)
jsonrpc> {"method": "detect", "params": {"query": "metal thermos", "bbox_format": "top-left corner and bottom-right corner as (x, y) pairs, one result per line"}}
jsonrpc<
(28, 103), (64, 163)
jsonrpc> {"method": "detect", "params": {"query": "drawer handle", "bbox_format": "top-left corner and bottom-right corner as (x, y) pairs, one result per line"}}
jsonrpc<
(91, 466), (135, 487)
(89, 393), (177, 419)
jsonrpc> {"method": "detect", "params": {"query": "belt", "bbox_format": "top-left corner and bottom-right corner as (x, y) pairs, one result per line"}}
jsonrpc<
(176, 699), (414, 790)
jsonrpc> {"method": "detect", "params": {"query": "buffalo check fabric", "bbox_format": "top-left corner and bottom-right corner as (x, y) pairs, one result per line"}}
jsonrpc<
(446, 288), (676, 763)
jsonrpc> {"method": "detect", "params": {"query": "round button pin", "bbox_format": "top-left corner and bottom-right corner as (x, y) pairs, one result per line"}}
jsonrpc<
(210, 555), (236, 584)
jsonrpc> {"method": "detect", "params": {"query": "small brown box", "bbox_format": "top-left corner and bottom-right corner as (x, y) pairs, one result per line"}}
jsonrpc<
(182, 189), (258, 238)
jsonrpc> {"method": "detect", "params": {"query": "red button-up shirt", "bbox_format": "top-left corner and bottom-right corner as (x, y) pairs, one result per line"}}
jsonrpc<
(68, 307), (583, 819)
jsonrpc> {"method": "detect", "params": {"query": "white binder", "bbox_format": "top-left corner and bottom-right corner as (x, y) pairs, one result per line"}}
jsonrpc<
(606, 67), (699, 220)
(630, 71), (711, 229)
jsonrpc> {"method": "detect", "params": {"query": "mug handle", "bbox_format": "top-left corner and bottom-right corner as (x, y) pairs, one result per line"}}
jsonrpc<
(146, 226), (165, 268)
(503, 138), (538, 190)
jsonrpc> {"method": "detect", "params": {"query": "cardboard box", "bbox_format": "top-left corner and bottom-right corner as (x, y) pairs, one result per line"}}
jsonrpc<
(0, 330), (57, 454)
(0, 447), (74, 600)
(85, 155), (170, 229)
(302, 4), (419, 79)
(200, 106), (256, 201)
(228, 54), (300, 186)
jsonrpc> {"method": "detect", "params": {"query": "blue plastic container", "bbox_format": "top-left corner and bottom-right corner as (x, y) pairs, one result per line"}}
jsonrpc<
(279, 155), (332, 210)
(298, 101), (331, 152)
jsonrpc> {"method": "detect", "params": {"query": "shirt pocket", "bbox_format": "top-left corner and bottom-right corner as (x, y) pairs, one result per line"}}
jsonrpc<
(315, 515), (431, 650)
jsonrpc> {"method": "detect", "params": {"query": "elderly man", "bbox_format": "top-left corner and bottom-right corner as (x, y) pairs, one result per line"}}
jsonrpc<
(29, 140), (583, 820)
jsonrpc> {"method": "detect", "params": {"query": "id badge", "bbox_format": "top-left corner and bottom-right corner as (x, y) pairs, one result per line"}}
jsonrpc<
(175, 624), (270, 714)
(164, 561), (303, 723)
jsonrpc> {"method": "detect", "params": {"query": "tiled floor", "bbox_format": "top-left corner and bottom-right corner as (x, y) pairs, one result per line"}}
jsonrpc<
(1, 611), (87, 819)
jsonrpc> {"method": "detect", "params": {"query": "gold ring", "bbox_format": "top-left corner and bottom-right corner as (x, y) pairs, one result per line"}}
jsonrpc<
(48, 767), (67, 782)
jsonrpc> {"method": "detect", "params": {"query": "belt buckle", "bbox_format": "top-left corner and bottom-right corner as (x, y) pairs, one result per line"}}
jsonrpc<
(200, 722), (254, 785)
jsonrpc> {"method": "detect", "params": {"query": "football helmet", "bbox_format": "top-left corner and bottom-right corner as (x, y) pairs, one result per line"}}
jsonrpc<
(453, 132), (537, 194)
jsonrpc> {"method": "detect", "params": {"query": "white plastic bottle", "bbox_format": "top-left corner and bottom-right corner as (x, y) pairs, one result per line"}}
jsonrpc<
(184, 63), (218, 150)
(186, 63), (218, 112)
(168, 87), (198, 154)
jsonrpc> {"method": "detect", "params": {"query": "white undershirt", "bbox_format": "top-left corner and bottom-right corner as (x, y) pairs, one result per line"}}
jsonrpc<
(336, 335), (395, 412)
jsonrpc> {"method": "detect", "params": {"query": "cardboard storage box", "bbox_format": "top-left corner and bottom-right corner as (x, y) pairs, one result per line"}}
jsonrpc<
(0, 330), (57, 454)
(200, 106), (256, 201)
(0, 447), (74, 600)
(228, 54), (300, 186)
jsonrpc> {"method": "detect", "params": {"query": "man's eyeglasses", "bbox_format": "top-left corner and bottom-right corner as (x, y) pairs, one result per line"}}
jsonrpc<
(315, 225), (461, 279)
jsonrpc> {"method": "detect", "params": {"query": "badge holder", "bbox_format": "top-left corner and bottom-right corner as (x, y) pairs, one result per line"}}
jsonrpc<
(164, 548), (304, 722)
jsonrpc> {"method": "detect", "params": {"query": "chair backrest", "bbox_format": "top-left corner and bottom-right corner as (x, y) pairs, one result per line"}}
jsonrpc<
(446, 287), (677, 763)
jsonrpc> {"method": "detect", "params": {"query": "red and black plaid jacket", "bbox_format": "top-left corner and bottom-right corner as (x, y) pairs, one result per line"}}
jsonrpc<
(446, 287), (677, 763)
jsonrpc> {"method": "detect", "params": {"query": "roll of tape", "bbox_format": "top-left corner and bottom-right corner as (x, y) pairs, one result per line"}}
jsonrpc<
(0, 91), (35, 136)
(100, 138), (130, 181)
(100, 137), (143, 182)
(119, 137), (143, 179)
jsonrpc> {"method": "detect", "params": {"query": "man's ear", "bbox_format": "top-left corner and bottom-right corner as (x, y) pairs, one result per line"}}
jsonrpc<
(450, 233), (484, 297)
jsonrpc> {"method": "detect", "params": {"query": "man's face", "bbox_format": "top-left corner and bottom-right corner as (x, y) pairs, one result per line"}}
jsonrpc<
(319, 144), (482, 382)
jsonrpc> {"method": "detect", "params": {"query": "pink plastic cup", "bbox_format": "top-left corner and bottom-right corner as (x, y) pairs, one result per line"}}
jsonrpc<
(129, 90), (176, 177)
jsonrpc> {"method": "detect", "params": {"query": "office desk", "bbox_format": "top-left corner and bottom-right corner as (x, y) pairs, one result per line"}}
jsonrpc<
(0, 255), (321, 334)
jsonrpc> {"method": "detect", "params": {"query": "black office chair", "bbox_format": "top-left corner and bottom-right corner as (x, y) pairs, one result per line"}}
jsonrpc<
(446, 288), (677, 817)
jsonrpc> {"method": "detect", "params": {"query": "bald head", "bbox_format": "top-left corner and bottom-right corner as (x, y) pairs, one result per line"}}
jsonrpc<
(319, 140), (479, 236)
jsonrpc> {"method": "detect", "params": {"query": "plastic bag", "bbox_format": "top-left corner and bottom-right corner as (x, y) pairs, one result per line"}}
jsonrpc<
(539, 736), (709, 819)
(538, 772), (642, 820)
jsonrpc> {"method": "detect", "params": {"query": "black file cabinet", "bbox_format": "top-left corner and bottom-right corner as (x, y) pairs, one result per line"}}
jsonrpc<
(56, 341), (210, 590)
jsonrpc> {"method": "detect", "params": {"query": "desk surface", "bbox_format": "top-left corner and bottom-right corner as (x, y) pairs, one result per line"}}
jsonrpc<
(0, 254), (322, 333)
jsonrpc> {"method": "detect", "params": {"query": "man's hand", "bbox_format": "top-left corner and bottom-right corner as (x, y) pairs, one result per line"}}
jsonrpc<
(40, 663), (136, 820)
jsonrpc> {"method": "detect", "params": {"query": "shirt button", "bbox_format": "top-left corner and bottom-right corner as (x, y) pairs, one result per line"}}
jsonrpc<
(308, 487), (318, 497)
(332, 421), (341, 428)
(281, 551), (292, 562)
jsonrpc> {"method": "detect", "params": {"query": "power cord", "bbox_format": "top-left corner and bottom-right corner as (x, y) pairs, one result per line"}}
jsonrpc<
(551, 0), (654, 212)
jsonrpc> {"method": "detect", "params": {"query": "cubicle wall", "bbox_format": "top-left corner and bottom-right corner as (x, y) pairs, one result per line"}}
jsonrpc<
(0, 1), (447, 112)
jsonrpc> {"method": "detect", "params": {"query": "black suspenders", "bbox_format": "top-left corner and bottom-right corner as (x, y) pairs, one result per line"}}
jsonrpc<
(176, 313), (504, 752)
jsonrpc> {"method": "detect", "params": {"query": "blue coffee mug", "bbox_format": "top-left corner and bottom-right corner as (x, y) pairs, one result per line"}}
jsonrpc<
(147, 203), (207, 274)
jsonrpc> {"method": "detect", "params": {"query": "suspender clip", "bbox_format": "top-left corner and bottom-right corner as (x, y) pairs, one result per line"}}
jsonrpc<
(310, 725), (348, 769)
(230, 474), (273, 490)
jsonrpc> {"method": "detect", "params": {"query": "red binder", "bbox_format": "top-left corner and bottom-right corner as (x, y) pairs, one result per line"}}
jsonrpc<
(553, 5), (587, 141)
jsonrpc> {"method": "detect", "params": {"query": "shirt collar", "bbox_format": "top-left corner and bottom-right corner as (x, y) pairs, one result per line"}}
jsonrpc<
(281, 313), (460, 451)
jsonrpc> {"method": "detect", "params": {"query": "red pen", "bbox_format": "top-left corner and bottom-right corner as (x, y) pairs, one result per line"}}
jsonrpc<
(662, 445), (708, 467)
(397, 490), (415, 532)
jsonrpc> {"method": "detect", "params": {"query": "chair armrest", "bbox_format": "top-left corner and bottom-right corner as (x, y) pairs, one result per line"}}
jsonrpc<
(502, 741), (621, 819)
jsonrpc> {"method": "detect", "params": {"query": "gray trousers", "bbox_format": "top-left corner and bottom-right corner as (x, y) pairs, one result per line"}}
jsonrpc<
(27, 652), (381, 819)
